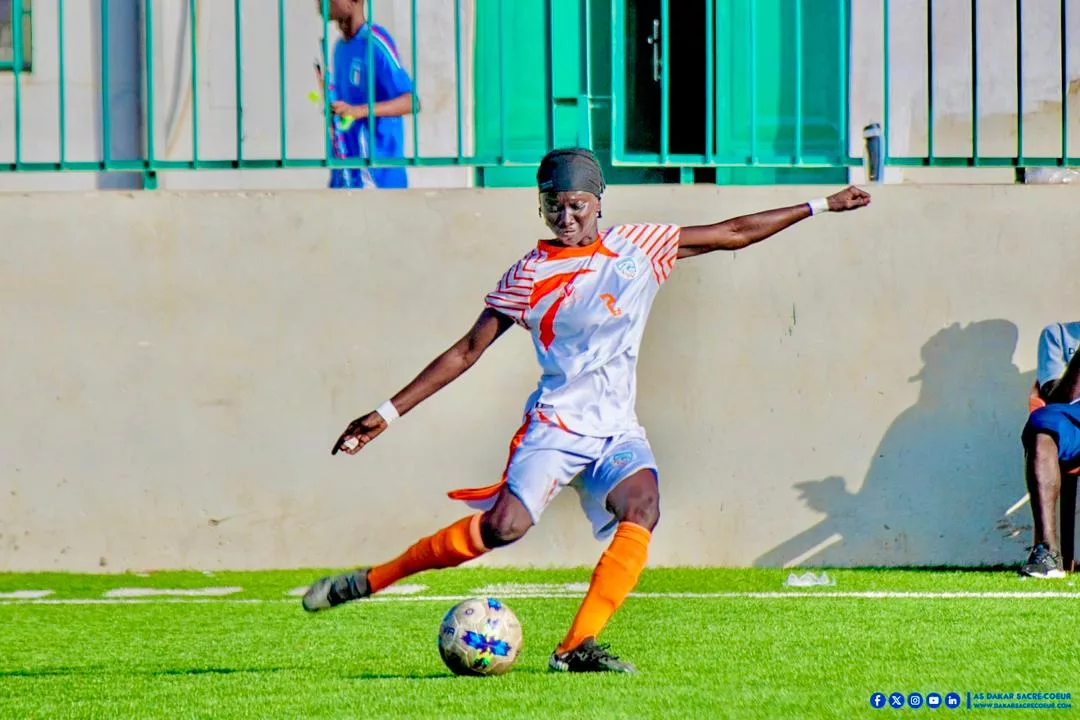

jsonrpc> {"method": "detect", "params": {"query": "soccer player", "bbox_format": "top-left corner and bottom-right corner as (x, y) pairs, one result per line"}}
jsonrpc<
(319, 0), (417, 189)
(303, 148), (871, 672)
(1020, 321), (1080, 578)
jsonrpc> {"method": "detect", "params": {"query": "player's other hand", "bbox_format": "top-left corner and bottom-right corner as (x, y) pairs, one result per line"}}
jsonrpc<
(332, 411), (387, 455)
(826, 186), (872, 212)
(331, 101), (367, 119)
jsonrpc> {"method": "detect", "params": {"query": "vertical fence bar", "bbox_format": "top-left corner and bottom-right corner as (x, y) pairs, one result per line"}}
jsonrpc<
(839, 0), (849, 164)
(190, 0), (200, 164)
(143, 0), (156, 185)
(927, 0), (934, 162)
(705, 0), (714, 162)
(545, 0), (555, 149)
(498, 0), (508, 162)
(659, 0), (670, 163)
(748, 2), (757, 164)
(794, 0), (803, 164)
(11, 0), (22, 166)
(321, 0), (331, 170)
(57, 0), (67, 166)
(1015, 0), (1023, 166)
(883, 0), (890, 161)
(410, 0), (419, 162)
(611, 0), (626, 162)
(970, 0), (978, 164)
(366, 0), (376, 169)
(1061, 0), (1068, 164)
(278, 0), (287, 163)
(581, 0), (593, 147)
(234, 0), (244, 165)
(100, 0), (112, 168)
(454, 0), (463, 161)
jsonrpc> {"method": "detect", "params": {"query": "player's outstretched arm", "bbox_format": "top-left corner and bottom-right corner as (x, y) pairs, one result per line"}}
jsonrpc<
(332, 308), (515, 455)
(676, 186), (871, 259)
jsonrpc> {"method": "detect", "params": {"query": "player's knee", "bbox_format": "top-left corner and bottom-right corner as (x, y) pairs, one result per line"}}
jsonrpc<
(1025, 407), (1060, 446)
(479, 505), (532, 548)
(1024, 421), (1060, 458)
(617, 489), (660, 531)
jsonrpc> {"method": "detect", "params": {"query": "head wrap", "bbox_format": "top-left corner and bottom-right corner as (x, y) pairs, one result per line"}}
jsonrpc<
(536, 148), (606, 198)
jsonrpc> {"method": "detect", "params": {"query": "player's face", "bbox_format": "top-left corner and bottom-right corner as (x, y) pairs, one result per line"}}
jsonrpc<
(316, 0), (352, 22)
(540, 191), (600, 247)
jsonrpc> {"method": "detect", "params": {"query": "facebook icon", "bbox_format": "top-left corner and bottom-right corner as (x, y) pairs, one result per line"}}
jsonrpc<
(870, 693), (886, 709)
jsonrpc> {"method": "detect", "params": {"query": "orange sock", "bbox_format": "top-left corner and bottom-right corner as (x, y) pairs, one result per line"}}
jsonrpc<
(557, 522), (651, 653)
(367, 513), (488, 593)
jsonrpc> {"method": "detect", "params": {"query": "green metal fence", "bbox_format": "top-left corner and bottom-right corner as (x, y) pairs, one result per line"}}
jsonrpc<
(0, 0), (1077, 188)
(877, 0), (1076, 169)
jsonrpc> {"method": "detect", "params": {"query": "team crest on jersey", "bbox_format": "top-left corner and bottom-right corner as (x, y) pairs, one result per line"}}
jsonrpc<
(350, 58), (364, 86)
(614, 257), (639, 280)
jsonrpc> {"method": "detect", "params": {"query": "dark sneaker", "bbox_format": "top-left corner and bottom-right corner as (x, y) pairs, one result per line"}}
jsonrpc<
(1020, 543), (1066, 579)
(301, 568), (371, 611)
(548, 637), (637, 673)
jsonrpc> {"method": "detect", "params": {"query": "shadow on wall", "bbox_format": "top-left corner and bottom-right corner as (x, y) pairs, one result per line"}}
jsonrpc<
(756, 319), (1044, 568)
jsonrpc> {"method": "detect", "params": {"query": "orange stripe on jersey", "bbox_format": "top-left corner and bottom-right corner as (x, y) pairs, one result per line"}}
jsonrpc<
(484, 251), (540, 324)
(530, 268), (595, 350)
(621, 223), (680, 284)
(446, 418), (530, 503)
(537, 236), (619, 260)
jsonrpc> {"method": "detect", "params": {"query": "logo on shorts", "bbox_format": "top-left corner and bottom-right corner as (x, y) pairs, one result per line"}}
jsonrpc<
(614, 258), (638, 280)
(610, 450), (634, 467)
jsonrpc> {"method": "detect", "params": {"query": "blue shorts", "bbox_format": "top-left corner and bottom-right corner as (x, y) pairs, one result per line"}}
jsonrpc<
(1023, 402), (1080, 464)
(330, 167), (408, 189)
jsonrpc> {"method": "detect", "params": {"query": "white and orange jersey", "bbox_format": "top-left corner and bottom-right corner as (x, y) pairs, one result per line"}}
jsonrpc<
(484, 223), (681, 437)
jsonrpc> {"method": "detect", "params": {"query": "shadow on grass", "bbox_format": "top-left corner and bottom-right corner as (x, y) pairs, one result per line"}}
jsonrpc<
(345, 666), (553, 681)
(0, 665), (554, 681)
(815, 565), (1022, 573)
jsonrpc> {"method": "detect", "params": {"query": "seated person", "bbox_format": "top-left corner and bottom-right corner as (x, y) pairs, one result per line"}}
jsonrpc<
(1020, 321), (1080, 578)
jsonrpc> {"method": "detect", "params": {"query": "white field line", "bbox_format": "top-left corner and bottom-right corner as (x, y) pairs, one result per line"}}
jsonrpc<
(2, 590), (1080, 605)
(104, 587), (244, 598)
(0, 590), (53, 599)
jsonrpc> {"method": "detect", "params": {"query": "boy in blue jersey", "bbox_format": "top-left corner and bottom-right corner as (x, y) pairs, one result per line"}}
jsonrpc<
(319, 0), (418, 189)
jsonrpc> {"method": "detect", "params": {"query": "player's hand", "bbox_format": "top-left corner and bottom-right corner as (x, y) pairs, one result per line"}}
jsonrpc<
(331, 101), (367, 119)
(826, 186), (872, 212)
(331, 411), (387, 456)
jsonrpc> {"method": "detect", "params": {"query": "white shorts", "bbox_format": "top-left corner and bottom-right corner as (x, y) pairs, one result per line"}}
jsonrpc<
(449, 417), (659, 540)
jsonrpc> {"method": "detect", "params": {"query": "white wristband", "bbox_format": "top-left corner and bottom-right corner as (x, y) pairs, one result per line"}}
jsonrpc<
(808, 197), (830, 215)
(375, 400), (400, 425)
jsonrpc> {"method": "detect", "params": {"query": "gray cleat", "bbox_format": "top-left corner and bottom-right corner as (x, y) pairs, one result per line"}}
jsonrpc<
(1019, 543), (1066, 579)
(301, 568), (372, 612)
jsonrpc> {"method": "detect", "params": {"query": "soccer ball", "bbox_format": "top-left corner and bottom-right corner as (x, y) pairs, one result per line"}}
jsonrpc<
(437, 597), (523, 676)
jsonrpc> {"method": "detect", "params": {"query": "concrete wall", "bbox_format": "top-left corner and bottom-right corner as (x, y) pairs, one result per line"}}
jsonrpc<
(0, 0), (474, 191)
(2, 185), (1077, 571)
